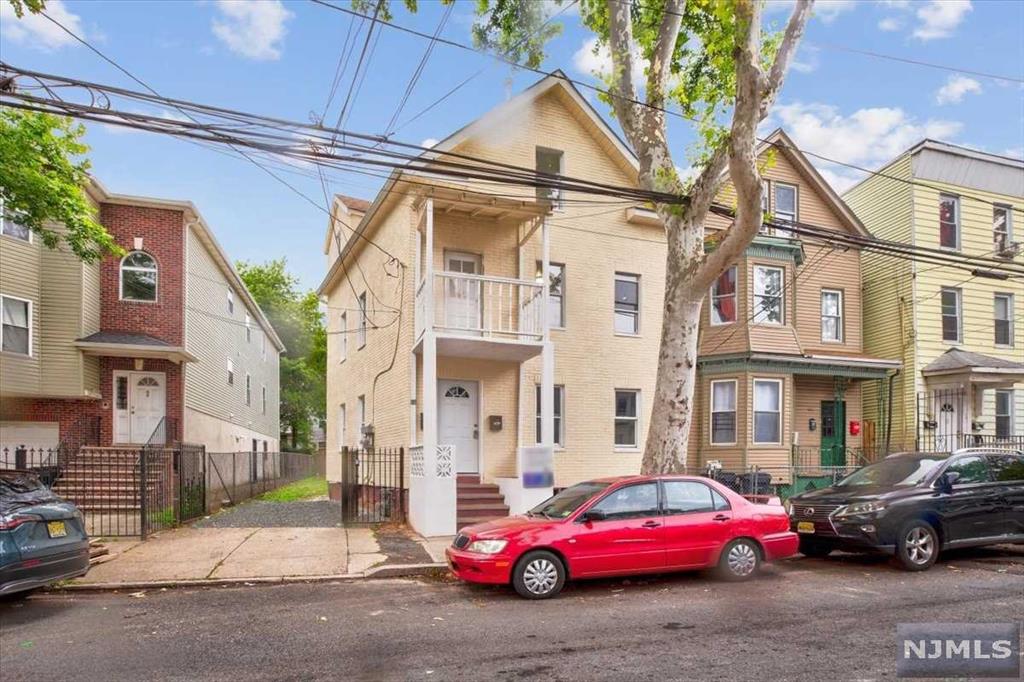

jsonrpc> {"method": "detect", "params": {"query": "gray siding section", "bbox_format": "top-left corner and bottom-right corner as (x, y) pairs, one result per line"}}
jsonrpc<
(183, 227), (280, 439)
(912, 148), (1024, 198)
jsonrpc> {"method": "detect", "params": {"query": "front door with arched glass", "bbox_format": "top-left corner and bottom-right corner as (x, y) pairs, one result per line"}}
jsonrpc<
(438, 379), (479, 473)
(113, 371), (167, 444)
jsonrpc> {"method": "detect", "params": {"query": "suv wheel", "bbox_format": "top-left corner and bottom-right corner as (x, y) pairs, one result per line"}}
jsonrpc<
(895, 521), (939, 571)
(798, 537), (834, 558)
(512, 550), (566, 599)
(717, 539), (761, 581)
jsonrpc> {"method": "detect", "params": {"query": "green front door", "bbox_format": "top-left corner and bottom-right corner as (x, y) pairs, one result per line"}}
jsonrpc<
(820, 401), (846, 466)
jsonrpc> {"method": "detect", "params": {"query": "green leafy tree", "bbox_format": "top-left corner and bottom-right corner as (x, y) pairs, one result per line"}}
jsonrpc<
(237, 259), (326, 452)
(1, 0), (120, 262)
(370, 0), (814, 472)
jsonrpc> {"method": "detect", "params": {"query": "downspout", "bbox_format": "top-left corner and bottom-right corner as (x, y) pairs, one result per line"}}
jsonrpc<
(885, 368), (900, 456)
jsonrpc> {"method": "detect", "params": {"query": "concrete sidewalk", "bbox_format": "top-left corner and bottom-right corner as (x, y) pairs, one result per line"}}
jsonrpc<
(74, 525), (393, 586)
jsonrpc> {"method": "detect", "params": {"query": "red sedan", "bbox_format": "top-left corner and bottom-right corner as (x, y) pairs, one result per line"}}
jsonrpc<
(446, 475), (798, 599)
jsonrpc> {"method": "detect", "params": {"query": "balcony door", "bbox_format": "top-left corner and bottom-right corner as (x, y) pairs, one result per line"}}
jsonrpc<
(444, 251), (482, 335)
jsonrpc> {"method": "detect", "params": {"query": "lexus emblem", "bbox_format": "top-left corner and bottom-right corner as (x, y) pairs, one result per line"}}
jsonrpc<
(804, 507), (815, 517)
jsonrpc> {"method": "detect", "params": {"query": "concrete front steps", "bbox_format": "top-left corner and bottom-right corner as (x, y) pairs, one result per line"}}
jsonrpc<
(52, 447), (170, 512)
(456, 475), (509, 527)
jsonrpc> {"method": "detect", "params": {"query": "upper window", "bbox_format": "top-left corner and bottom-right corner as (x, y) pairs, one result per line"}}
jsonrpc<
(821, 289), (843, 342)
(993, 204), (1012, 254)
(939, 194), (960, 250)
(994, 293), (1014, 347)
(357, 395), (366, 434)
(663, 481), (728, 515)
(537, 262), (565, 328)
(338, 403), (347, 449)
(120, 251), (158, 302)
(995, 390), (1014, 439)
(226, 358), (234, 386)
(753, 266), (784, 325)
(0, 199), (30, 242)
(535, 384), (565, 447)
(614, 389), (639, 448)
(710, 267), (737, 325)
(339, 312), (348, 361)
(944, 455), (989, 484)
(941, 287), (962, 343)
(535, 147), (564, 209)
(262, 385), (267, 415)
(589, 482), (659, 520)
(710, 379), (737, 445)
(227, 289), (234, 314)
(357, 292), (367, 348)
(245, 374), (252, 406)
(614, 273), (640, 334)
(773, 183), (797, 236)
(753, 379), (782, 445)
(245, 312), (252, 343)
(1, 295), (31, 356)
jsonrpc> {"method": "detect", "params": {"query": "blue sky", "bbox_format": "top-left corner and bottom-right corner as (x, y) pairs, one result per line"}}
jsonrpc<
(2, 0), (1022, 290)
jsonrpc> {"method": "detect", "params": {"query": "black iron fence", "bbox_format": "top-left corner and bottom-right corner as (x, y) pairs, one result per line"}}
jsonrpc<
(205, 451), (317, 511)
(341, 446), (405, 524)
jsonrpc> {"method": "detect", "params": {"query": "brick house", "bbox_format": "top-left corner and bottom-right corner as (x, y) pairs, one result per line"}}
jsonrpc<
(0, 179), (284, 460)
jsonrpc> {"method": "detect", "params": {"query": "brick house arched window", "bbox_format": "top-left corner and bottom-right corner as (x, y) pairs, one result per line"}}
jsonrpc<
(120, 251), (158, 301)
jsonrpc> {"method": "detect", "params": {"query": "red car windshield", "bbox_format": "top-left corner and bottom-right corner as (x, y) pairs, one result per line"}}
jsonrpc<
(529, 481), (610, 519)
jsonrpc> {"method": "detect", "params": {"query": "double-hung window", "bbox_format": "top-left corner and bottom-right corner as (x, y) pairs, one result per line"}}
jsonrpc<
(338, 403), (347, 449)
(614, 390), (640, 448)
(614, 273), (640, 334)
(753, 379), (782, 445)
(357, 395), (366, 440)
(120, 251), (158, 302)
(941, 287), (962, 343)
(537, 262), (565, 328)
(821, 289), (843, 342)
(227, 289), (234, 314)
(995, 390), (1014, 439)
(227, 358), (234, 386)
(535, 147), (564, 209)
(245, 374), (252, 406)
(357, 292), (367, 348)
(0, 199), (30, 242)
(939, 194), (960, 250)
(994, 293), (1014, 346)
(753, 266), (784, 324)
(339, 312), (348, 361)
(710, 267), (737, 325)
(710, 380), (737, 445)
(993, 205), (1012, 254)
(773, 183), (797, 236)
(261, 385), (267, 415)
(535, 385), (565, 447)
(1, 295), (31, 356)
(245, 312), (252, 343)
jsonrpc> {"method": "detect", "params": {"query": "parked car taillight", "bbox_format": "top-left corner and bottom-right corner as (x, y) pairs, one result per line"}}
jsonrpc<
(0, 513), (43, 531)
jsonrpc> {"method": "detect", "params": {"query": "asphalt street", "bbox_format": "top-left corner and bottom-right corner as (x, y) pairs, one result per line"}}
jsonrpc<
(1, 546), (1022, 681)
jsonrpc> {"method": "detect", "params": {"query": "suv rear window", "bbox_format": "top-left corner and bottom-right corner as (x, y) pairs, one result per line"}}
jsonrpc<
(988, 454), (1024, 482)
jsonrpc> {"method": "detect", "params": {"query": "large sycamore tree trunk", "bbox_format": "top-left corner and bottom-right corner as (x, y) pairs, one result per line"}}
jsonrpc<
(603, 0), (814, 473)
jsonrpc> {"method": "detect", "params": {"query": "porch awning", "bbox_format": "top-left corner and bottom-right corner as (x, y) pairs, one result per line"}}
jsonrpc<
(699, 352), (901, 379)
(921, 348), (1024, 385)
(74, 332), (198, 364)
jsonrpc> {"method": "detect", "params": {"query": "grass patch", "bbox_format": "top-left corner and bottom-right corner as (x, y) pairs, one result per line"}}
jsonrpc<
(258, 476), (328, 502)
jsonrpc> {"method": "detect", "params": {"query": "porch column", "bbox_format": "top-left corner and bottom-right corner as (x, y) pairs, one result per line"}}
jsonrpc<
(540, 218), (554, 449)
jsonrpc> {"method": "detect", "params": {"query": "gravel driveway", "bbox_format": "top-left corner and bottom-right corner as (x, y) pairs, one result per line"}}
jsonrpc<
(193, 500), (343, 528)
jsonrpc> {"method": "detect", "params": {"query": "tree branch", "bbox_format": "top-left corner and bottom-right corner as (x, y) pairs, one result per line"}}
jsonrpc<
(646, 0), (685, 108)
(760, 0), (814, 117)
(604, 0), (641, 146)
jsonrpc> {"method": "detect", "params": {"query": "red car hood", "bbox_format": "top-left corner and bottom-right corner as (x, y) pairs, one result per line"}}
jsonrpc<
(459, 515), (552, 537)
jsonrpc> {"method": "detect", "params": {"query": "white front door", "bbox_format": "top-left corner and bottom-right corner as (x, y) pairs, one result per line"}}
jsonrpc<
(933, 388), (967, 451)
(438, 379), (479, 473)
(114, 372), (167, 444)
(444, 251), (482, 333)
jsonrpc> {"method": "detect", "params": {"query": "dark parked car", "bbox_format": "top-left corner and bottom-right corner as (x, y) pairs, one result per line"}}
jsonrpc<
(786, 448), (1024, 571)
(1, 470), (90, 597)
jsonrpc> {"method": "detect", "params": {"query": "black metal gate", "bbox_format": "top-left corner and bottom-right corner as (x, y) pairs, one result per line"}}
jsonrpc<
(917, 388), (968, 452)
(341, 446), (405, 524)
(176, 443), (207, 524)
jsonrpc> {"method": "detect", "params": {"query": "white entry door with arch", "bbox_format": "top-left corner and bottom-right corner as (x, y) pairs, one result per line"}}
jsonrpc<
(438, 379), (479, 473)
(113, 371), (167, 444)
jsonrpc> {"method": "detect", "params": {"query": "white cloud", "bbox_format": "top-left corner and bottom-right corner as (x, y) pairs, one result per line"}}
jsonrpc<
(935, 74), (982, 105)
(0, 0), (86, 50)
(766, 0), (856, 23)
(877, 17), (902, 32)
(790, 46), (820, 74)
(913, 0), (972, 40)
(211, 0), (293, 61)
(766, 102), (962, 191)
(572, 36), (647, 84)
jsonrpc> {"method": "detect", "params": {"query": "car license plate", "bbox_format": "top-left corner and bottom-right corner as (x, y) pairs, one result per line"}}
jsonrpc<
(797, 521), (815, 534)
(47, 520), (67, 538)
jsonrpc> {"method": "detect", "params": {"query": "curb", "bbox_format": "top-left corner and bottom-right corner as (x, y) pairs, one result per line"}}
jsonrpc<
(53, 562), (447, 592)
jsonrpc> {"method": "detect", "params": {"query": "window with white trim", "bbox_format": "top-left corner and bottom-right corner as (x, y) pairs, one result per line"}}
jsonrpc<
(614, 389), (639, 448)
(1, 295), (31, 356)
(339, 311), (348, 361)
(535, 147), (564, 209)
(536, 262), (565, 328)
(939, 194), (960, 250)
(753, 266), (784, 324)
(245, 312), (252, 343)
(753, 379), (782, 444)
(357, 293), (367, 348)
(993, 205), (1012, 254)
(535, 384), (565, 447)
(261, 332), (267, 360)
(245, 374), (251, 406)
(995, 390), (1014, 439)
(773, 182), (797, 236)
(262, 385), (267, 415)
(821, 289), (843, 342)
(357, 395), (366, 439)
(941, 287), (962, 343)
(227, 358), (234, 386)
(710, 379), (737, 445)
(338, 403), (347, 449)
(614, 273), (640, 334)
(710, 266), (737, 325)
(119, 251), (158, 301)
(227, 289), (234, 314)
(995, 293), (1014, 346)
(0, 198), (30, 242)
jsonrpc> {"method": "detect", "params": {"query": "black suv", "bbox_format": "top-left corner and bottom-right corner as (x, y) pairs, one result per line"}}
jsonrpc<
(786, 448), (1024, 571)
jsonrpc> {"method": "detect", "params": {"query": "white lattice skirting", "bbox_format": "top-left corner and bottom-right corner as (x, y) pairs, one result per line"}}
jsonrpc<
(410, 445), (424, 478)
(435, 444), (453, 478)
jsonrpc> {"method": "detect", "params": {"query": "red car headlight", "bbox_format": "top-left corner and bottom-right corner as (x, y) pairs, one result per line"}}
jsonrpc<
(466, 539), (508, 554)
